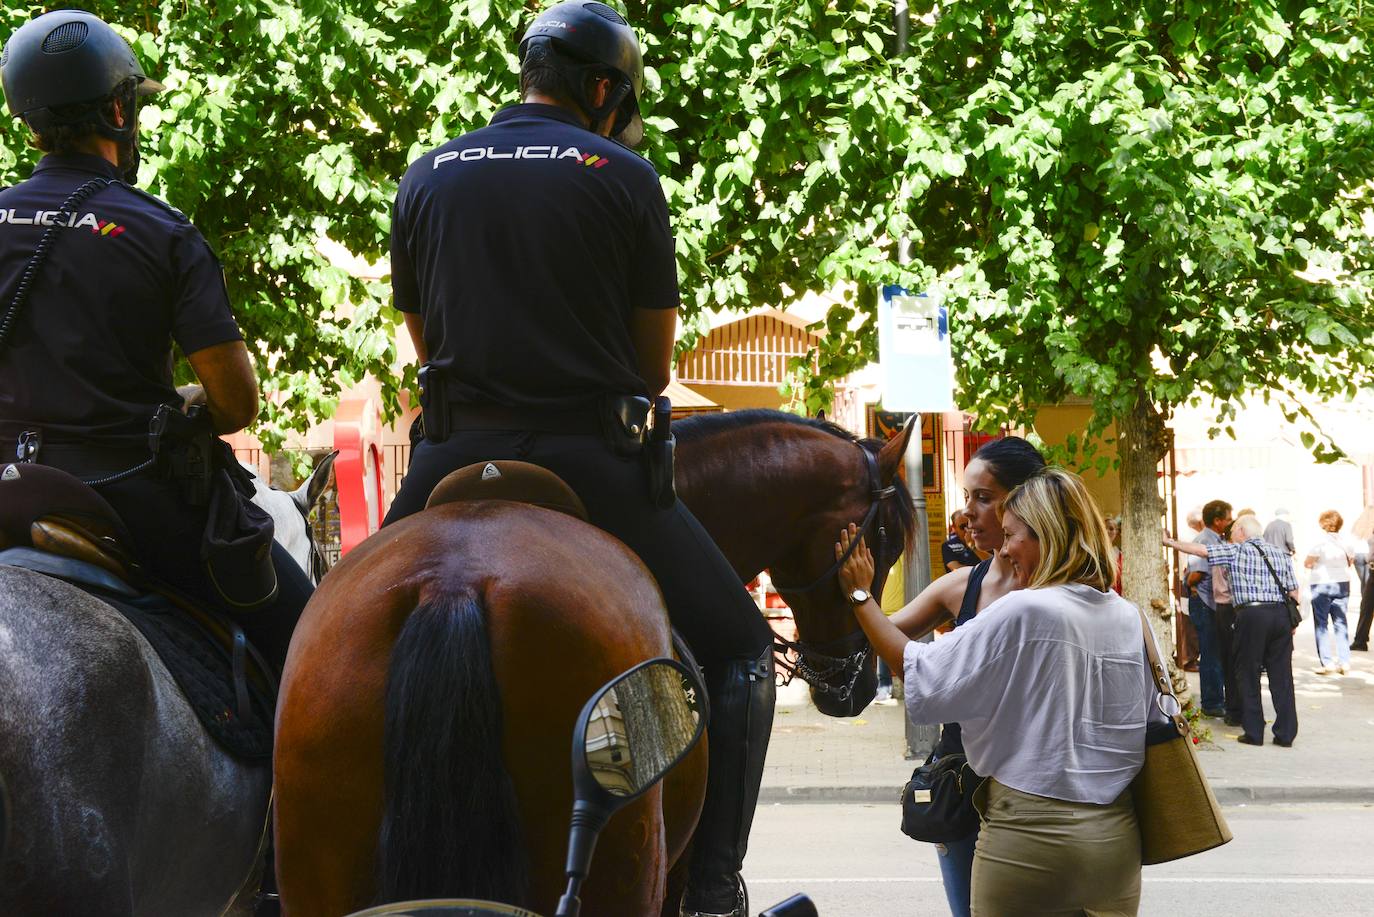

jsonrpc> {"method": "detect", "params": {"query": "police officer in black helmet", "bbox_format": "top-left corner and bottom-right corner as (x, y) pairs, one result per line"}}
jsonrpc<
(0, 10), (312, 674)
(385, 3), (773, 914)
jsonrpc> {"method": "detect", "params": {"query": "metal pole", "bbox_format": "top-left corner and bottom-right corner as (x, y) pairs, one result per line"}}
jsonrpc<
(901, 415), (939, 760)
(892, 0), (934, 761)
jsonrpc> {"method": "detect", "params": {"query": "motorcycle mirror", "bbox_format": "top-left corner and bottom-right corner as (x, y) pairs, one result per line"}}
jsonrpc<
(556, 657), (707, 917)
(759, 894), (819, 917)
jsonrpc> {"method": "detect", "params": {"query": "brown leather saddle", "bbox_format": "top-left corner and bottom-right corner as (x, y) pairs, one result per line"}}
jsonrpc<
(426, 460), (704, 677)
(426, 459), (589, 522)
(0, 461), (136, 581)
(0, 462), (275, 759)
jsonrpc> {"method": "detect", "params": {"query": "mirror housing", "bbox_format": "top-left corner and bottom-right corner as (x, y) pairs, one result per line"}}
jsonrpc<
(556, 657), (707, 917)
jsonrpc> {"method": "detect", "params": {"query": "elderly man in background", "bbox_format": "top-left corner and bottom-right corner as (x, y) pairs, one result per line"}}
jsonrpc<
(1185, 501), (1232, 717)
(1167, 514), (1300, 747)
(1264, 508), (1297, 557)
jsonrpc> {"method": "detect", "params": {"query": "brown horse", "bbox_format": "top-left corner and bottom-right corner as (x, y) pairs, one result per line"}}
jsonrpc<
(273, 410), (915, 916)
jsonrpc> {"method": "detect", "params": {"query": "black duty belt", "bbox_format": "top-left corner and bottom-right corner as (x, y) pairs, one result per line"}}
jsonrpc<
(448, 403), (604, 436)
(19, 441), (155, 482)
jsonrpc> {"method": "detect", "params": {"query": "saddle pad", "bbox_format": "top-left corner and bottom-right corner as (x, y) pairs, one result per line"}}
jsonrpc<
(103, 591), (275, 761)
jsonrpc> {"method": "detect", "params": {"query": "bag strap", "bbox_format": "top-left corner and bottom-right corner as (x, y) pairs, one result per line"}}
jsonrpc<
(1250, 540), (1290, 599)
(1134, 603), (1188, 738)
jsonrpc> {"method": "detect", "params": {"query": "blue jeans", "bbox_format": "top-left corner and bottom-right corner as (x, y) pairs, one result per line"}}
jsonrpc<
(1311, 582), (1352, 667)
(935, 832), (977, 917)
(1189, 596), (1225, 711)
(877, 656), (893, 690)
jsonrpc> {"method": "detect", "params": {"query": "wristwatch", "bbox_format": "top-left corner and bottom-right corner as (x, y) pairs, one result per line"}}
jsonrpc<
(848, 588), (871, 606)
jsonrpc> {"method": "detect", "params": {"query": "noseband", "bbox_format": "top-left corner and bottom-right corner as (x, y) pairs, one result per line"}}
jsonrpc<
(770, 443), (899, 703)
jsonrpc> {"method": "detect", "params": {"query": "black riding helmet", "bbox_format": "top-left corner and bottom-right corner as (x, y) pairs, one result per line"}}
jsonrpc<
(1, 9), (163, 137)
(518, 1), (644, 136)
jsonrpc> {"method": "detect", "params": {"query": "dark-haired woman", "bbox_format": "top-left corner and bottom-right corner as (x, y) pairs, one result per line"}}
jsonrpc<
(868, 437), (1045, 916)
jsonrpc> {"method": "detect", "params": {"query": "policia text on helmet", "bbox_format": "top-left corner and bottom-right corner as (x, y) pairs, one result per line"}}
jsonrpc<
(518, 1), (646, 149)
(1, 9), (164, 185)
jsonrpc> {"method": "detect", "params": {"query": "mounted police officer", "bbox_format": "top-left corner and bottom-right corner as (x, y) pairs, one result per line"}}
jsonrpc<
(0, 10), (311, 673)
(385, 3), (773, 914)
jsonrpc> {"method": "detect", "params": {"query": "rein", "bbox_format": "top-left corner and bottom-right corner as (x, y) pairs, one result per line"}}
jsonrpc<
(769, 443), (899, 703)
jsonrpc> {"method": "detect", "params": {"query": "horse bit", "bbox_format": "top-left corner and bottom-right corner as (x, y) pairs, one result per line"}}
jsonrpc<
(767, 443), (898, 704)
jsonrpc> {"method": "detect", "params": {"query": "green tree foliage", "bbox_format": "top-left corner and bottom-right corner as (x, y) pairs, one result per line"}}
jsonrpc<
(1, 0), (921, 443)
(851, 0), (1373, 675)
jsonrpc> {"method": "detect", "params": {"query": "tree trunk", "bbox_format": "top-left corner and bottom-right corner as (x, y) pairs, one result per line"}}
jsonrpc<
(1117, 392), (1187, 699)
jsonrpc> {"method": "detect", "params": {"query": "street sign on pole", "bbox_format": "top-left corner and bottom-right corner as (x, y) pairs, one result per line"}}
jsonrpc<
(877, 284), (954, 414)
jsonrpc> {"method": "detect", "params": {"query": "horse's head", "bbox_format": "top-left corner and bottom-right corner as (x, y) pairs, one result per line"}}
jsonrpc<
(767, 418), (917, 717)
(244, 450), (338, 584)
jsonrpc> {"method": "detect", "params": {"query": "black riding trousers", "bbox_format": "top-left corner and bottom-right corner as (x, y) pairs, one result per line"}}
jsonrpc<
(384, 431), (772, 668)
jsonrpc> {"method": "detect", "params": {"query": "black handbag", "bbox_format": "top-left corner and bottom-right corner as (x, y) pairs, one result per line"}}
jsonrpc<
(899, 752), (985, 843)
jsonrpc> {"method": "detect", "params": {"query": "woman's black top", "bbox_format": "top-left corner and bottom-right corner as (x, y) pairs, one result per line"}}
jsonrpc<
(931, 558), (992, 759)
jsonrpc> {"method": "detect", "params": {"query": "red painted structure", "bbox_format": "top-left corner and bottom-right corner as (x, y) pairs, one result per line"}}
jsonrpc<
(333, 397), (384, 553)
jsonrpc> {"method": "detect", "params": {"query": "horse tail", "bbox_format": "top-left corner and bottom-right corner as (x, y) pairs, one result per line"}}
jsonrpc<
(375, 593), (530, 905)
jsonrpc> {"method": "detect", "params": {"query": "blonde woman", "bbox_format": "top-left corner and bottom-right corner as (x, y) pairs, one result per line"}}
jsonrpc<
(838, 468), (1151, 915)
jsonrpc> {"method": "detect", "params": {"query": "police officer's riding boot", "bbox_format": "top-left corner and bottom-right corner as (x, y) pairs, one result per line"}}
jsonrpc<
(683, 646), (776, 917)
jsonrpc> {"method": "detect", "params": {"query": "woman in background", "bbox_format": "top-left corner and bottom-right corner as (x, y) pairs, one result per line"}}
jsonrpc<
(1306, 509), (1354, 675)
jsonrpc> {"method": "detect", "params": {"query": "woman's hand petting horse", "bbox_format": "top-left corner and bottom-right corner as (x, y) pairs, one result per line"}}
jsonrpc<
(836, 523), (909, 675)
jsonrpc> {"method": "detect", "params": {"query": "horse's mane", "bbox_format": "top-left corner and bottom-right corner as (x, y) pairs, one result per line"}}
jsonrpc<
(673, 408), (864, 446)
(673, 408), (918, 555)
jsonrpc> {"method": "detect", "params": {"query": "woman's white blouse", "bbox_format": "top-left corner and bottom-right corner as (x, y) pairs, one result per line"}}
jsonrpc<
(902, 583), (1152, 805)
(1306, 533), (1352, 585)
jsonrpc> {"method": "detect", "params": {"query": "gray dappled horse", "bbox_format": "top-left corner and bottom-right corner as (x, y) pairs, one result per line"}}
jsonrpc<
(0, 458), (334, 915)
(0, 566), (270, 915)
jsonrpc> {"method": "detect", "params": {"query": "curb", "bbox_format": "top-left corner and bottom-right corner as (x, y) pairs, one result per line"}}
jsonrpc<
(760, 784), (1374, 806)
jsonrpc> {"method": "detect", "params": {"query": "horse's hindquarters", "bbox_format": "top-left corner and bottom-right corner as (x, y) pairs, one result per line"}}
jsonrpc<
(0, 567), (270, 916)
(275, 502), (695, 917)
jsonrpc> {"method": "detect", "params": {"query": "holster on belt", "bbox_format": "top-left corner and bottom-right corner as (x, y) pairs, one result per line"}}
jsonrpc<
(600, 393), (651, 456)
(645, 396), (676, 509)
(149, 404), (214, 505)
(417, 362), (450, 444)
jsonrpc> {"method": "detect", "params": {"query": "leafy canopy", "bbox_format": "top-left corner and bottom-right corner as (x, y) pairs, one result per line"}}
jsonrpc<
(872, 0), (1374, 459)
(1, 0), (923, 445)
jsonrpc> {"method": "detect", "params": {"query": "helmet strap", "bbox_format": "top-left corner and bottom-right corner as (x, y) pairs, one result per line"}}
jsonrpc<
(96, 82), (140, 184)
(569, 64), (632, 136)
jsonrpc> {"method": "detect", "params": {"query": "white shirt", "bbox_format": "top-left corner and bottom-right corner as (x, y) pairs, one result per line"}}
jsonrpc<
(902, 583), (1151, 805)
(1306, 532), (1352, 585)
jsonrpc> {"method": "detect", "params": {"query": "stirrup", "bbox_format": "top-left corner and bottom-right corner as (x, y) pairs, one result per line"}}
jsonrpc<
(682, 872), (747, 917)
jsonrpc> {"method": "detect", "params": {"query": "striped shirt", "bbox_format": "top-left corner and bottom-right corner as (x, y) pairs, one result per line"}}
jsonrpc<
(1205, 538), (1298, 605)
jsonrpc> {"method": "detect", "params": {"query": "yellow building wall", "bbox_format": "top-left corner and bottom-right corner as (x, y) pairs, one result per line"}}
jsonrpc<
(1031, 405), (1122, 517)
(685, 383), (786, 413)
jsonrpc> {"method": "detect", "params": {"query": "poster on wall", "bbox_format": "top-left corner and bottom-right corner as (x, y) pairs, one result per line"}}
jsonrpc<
(869, 408), (939, 492)
(877, 284), (954, 413)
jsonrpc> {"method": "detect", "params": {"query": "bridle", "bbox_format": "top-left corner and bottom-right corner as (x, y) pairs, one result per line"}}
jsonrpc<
(770, 443), (900, 703)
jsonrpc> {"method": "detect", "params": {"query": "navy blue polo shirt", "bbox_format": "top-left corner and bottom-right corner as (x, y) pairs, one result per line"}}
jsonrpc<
(390, 103), (679, 409)
(0, 153), (241, 448)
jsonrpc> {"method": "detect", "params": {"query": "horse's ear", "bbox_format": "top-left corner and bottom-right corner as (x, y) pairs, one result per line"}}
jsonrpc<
(293, 450), (338, 514)
(877, 415), (918, 485)
(815, 409), (827, 422)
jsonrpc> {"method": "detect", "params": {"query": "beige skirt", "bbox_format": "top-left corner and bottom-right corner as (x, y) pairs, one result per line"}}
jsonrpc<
(970, 779), (1142, 917)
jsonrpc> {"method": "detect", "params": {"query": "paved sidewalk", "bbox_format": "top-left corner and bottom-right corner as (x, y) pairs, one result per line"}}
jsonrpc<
(761, 618), (1374, 805)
